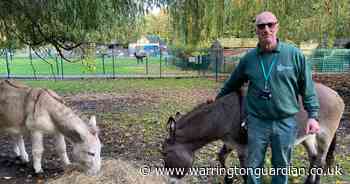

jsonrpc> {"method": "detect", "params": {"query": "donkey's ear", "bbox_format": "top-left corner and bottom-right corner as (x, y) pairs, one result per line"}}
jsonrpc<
(66, 129), (84, 143)
(88, 116), (99, 136)
(167, 116), (175, 123)
(89, 115), (97, 127)
(167, 116), (176, 130)
(175, 112), (181, 120)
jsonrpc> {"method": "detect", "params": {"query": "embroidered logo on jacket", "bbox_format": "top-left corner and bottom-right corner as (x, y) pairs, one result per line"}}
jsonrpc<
(277, 64), (293, 72)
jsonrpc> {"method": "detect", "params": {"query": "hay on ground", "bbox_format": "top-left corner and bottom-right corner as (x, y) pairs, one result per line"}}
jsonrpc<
(48, 159), (167, 184)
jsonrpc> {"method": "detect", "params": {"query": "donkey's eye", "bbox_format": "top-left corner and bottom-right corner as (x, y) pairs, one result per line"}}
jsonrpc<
(85, 151), (95, 157)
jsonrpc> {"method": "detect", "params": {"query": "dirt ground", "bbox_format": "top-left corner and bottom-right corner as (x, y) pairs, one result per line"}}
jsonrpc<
(0, 74), (349, 184)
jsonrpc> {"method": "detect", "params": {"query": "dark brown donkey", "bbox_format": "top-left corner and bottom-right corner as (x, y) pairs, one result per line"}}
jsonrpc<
(162, 83), (344, 184)
(134, 52), (146, 64)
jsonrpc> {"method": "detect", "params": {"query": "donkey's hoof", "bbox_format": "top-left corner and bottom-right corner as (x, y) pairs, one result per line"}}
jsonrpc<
(304, 176), (315, 184)
(14, 157), (21, 165)
(224, 175), (234, 184)
(34, 172), (45, 179)
(22, 156), (30, 163)
(3, 159), (13, 167)
(14, 156), (29, 166)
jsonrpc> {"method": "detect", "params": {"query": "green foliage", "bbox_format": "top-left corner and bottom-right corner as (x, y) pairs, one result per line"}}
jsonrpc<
(143, 10), (170, 42)
(170, 43), (208, 58)
(81, 43), (97, 73)
(0, 0), (165, 53)
(167, 0), (350, 48)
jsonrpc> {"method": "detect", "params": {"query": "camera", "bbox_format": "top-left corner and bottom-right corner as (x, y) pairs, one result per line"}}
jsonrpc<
(259, 89), (272, 100)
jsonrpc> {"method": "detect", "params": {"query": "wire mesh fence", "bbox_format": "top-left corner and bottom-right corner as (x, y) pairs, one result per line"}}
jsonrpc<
(309, 49), (350, 73)
(0, 48), (348, 80)
(0, 54), (215, 80)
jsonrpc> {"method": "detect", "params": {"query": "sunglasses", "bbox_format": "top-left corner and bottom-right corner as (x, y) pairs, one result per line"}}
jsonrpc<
(257, 22), (277, 29)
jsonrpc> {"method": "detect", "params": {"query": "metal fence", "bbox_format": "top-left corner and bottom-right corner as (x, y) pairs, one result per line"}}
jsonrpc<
(0, 47), (349, 80)
(0, 53), (220, 80)
(309, 49), (350, 73)
(218, 48), (350, 74)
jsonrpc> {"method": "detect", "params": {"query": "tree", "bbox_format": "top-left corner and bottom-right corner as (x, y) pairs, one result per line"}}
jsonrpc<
(143, 9), (170, 43)
(0, 0), (165, 60)
(166, 0), (350, 48)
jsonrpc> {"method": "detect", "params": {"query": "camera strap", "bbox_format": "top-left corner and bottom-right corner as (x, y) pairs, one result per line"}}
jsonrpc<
(259, 54), (277, 89)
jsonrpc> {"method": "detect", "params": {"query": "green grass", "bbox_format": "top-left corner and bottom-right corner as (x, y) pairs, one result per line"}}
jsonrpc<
(21, 78), (219, 94)
(0, 56), (200, 76)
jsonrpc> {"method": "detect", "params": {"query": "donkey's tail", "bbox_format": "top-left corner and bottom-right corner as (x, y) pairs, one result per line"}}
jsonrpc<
(326, 134), (337, 167)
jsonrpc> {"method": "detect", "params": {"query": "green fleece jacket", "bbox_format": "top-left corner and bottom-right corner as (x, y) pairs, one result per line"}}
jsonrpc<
(217, 41), (319, 120)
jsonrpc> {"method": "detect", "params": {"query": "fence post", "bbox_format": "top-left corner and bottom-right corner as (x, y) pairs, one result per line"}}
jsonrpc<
(112, 49), (115, 79)
(5, 49), (10, 79)
(210, 40), (223, 82)
(322, 57), (325, 73)
(29, 47), (37, 80)
(55, 56), (60, 77)
(9, 48), (13, 64)
(146, 57), (149, 75)
(60, 57), (64, 80)
(102, 54), (106, 75)
(160, 49), (162, 78)
(197, 55), (201, 76)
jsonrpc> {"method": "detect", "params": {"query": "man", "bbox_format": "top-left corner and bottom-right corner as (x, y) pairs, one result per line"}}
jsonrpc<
(213, 11), (320, 184)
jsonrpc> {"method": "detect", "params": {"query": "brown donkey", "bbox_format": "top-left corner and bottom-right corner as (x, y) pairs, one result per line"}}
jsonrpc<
(162, 83), (344, 184)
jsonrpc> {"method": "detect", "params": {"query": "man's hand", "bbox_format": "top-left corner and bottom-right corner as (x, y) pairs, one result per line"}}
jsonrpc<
(305, 118), (320, 134)
(206, 97), (215, 104)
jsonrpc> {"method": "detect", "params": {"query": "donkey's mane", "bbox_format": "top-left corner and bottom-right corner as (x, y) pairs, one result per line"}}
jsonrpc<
(3, 80), (29, 89)
(176, 94), (237, 130)
(35, 89), (95, 143)
(1, 80), (64, 105)
(43, 88), (64, 104)
(32, 89), (65, 117)
(176, 103), (212, 129)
